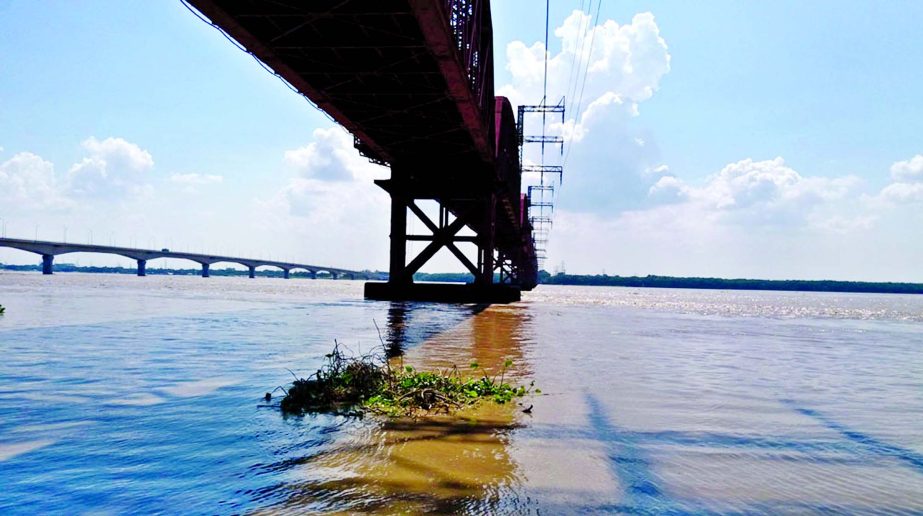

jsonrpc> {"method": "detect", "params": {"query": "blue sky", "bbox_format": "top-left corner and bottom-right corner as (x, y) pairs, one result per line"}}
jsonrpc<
(2, 1), (922, 281)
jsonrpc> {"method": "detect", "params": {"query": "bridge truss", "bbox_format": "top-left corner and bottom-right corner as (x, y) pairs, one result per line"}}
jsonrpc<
(186, 0), (539, 302)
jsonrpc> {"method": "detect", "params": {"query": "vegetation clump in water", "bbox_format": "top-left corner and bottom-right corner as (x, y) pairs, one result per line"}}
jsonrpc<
(0, 304), (5, 315)
(278, 342), (535, 417)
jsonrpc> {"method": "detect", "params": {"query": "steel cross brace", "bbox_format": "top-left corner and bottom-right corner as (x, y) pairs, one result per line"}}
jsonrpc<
(404, 201), (479, 278)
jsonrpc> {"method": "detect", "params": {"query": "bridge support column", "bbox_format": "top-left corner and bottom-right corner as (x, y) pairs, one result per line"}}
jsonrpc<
(137, 259), (147, 277)
(309, 271), (317, 280)
(201, 263), (210, 278)
(42, 254), (54, 275)
(283, 269), (290, 279)
(364, 179), (520, 303)
(332, 272), (339, 280)
(477, 193), (497, 286)
(388, 191), (409, 285)
(248, 266), (256, 279)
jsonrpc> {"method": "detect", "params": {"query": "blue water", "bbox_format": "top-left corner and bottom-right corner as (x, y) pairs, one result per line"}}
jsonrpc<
(1, 274), (922, 513)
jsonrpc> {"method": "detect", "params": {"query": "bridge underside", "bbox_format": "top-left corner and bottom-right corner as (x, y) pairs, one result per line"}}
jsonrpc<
(188, 0), (538, 302)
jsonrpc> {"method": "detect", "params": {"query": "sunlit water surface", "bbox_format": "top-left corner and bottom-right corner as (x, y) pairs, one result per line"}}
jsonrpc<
(1, 272), (921, 513)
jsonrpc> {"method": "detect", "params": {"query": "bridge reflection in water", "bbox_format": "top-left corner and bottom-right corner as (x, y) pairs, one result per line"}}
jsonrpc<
(264, 302), (531, 513)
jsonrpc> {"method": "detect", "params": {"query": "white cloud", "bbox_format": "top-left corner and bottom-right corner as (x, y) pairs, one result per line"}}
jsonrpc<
(67, 137), (154, 199)
(498, 10), (671, 215)
(878, 181), (923, 204)
(252, 126), (390, 269)
(889, 154), (923, 182)
(283, 126), (382, 182)
(645, 164), (669, 175)
(650, 158), (860, 223)
(873, 154), (923, 206)
(544, 156), (907, 278)
(498, 11), (670, 142)
(0, 152), (71, 210)
(81, 137), (153, 171)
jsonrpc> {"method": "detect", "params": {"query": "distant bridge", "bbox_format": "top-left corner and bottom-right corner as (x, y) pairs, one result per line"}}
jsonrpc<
(0, 237), (377, 280)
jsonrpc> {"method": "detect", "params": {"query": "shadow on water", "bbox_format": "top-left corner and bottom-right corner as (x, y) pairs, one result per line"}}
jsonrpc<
(253, 303), (531, 513)
(583, 394), (681, 514)
(570, 395), (923, 513)
(779, 398), (923, 472)
(382, 301), (490, 358)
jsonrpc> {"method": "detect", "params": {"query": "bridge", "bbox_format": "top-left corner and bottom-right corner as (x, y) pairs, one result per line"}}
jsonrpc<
(186, 0), (538, 302)
(0, 237), (375, 280)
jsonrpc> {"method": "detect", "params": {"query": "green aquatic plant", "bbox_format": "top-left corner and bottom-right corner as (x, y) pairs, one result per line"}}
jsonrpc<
(0, 304), (5, 315)
(277, 342), (535, 417)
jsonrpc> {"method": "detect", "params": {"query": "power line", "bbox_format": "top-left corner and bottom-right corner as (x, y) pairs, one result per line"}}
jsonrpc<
(565, 0), (591, 110)
(542, 0), (550, 105)
(564, 0), (602, 167)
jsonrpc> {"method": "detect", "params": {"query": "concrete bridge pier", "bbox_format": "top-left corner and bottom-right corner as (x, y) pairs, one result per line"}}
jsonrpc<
(309, 271), (317, 280)
(42, 254), (54, 275)
(137, 259), (147, 277)
(283, 269), (290, 279)
(332, 272), (339, 280)
(201, 263), (210, 278)
(248, 266), (256, 279)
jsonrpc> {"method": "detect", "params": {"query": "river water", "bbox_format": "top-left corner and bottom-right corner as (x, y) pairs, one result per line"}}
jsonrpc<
(0, 273), (921, 514)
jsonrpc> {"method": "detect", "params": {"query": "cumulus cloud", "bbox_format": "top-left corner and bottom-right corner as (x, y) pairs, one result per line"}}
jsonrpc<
(875, 154), (923, 205)
(657, 158), (857, 209)
(645, 157), (861, 229)
(498, 11), (670, 142)
(0, 152), (72, 210)
(67, 137), (154, 198)
(877, 180), (923, 204)
(252, 126), (390, 269)
(497, 10), (671, 214)
(283, 126), (382, 182)
(889, 154), (923, 182)
(0, 136), (158, 217)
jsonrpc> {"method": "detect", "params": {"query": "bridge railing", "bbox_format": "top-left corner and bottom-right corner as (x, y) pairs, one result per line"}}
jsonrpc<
(445, 0), (495, 150)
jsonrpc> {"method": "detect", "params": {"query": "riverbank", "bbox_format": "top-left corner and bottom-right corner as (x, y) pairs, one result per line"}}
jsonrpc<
(539, 272), (923, 294)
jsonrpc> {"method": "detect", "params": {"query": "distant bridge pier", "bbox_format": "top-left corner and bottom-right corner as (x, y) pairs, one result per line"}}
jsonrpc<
(283, 269), (290, 280)
(0, 237), (365, 281)
(42, 254), (54, 275)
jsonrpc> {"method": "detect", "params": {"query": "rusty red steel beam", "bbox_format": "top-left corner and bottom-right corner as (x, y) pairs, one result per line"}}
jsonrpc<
(186, 0), (394, 164)
(408, 0), (494, 165)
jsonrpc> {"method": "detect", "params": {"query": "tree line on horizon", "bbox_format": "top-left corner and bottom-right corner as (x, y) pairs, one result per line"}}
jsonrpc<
(2, 264), (920, 294)
(537, 271), (923, 294)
